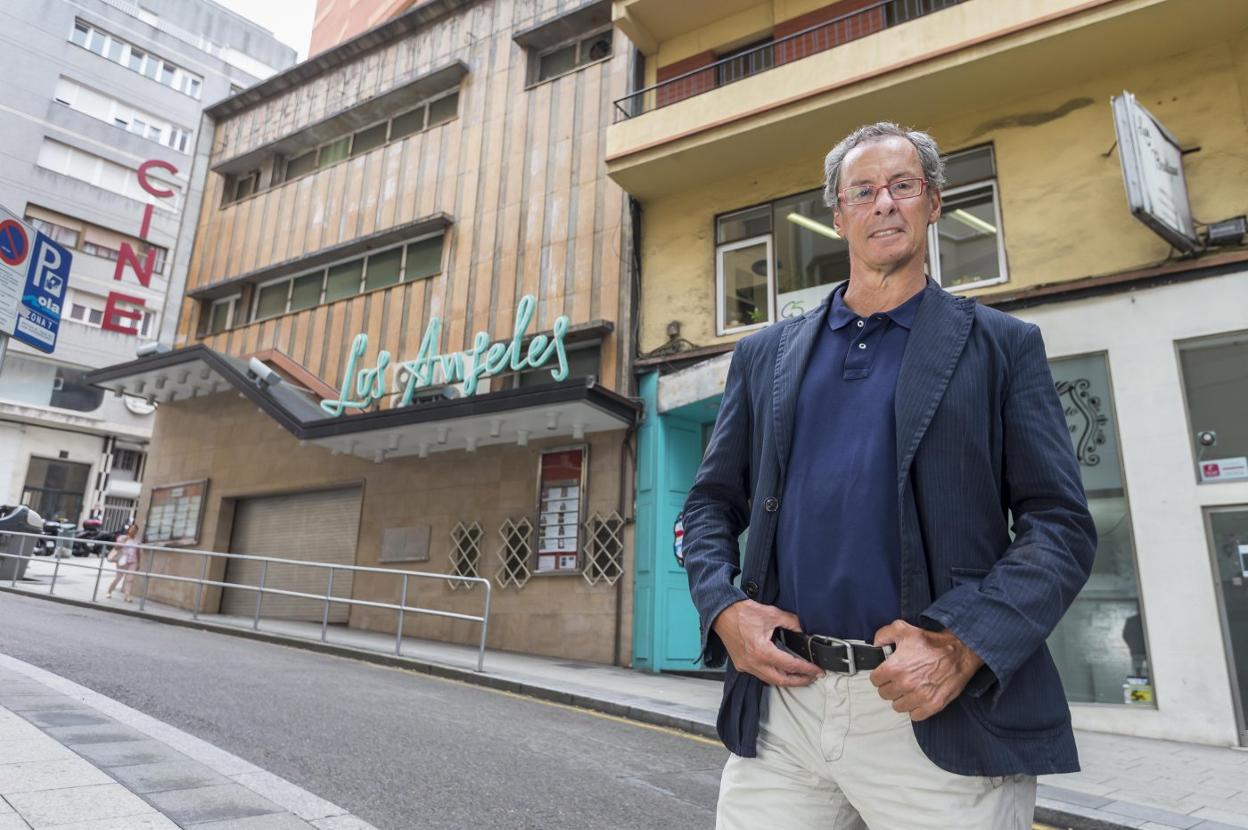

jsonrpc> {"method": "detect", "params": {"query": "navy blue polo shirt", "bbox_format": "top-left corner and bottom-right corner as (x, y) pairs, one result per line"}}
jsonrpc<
(774, 283), (924, 642)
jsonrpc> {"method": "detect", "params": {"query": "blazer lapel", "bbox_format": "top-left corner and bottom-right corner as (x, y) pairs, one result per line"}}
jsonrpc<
(895, 279), (975, 491)
(772, 301), (828, 480)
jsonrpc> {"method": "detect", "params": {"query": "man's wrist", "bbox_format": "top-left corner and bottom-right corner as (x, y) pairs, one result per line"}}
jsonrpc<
(931, 628), (984, 679)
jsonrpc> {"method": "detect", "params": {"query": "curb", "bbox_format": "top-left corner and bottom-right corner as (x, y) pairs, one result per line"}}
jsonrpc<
(1, 587), (1136, 830)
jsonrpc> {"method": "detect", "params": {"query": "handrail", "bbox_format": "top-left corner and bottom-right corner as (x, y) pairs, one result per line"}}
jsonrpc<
(612, 0), (967, 121)
(0, 530), (493, 672)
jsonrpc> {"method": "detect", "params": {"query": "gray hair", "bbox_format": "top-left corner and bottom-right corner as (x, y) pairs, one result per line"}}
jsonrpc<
(822, 122), (945, 210)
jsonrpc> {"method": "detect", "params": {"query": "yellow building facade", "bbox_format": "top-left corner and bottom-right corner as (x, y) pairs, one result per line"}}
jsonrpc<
(618, 0), (1248, 748)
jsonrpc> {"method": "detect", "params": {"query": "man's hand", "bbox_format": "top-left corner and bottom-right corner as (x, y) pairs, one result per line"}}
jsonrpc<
(712, 600), (822, 687)
(869, 620), (983, 721)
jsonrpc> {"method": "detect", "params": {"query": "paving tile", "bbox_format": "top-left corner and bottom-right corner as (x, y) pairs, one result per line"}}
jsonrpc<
(1191, 821), (1248, 830)
(19, 710), (110, 729)
(0, 697), (89, 712)
(0, 758), (113, 795)
(107, 760), (229, 795)
(1190, 808), (1248, 827)
(44, 815), (180, 830)
(0, 722), (45, 742)
(1038, 783), (1113, 809)
(6, 783), (154, 828)
(0, 815), (28, 830)
(0, 737), (76, 765)
(0, 798), (12, 815)
(1102, 800), (1202, 828)
(43, 724), (151, 746)
(71, 740), (189, 769)
(144, 783), (284, 825)
(311, 817), (376, 830)
(191, 813), (314, 829)
(232, 771), (339, 821)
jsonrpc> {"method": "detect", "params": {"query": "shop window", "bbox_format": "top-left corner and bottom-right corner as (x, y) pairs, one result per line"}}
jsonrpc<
(1045, 353), (1152, 705)
(22, 457), (91, 523)
(928, 146), (1007, 290)
(1179, 331), (1248, 484)
(716, 205), (774, 334)
(715, 191), (849, 335)
(532, 28), (613, 84)
(535, 448), (585, 573)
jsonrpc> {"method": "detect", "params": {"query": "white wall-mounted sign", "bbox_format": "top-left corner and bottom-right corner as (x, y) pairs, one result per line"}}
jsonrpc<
(1200, 457), (1248, 482)
(1111, 91), (1199, 253)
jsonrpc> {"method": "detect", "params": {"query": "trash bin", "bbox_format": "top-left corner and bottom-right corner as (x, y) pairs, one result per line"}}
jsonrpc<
(0, 505), (44, 583)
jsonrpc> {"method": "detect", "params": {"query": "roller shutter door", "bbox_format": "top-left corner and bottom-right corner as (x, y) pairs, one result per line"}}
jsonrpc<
(220, 488), (361, 622)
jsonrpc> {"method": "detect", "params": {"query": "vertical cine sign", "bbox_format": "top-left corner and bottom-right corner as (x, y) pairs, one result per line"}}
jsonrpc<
(101, 159), (179, 335)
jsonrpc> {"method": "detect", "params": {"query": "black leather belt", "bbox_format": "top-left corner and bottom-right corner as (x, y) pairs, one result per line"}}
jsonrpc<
(778, 629), (893, 676)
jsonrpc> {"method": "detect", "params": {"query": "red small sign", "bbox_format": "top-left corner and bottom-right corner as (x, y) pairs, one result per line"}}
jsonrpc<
(0, 219), (29, 266)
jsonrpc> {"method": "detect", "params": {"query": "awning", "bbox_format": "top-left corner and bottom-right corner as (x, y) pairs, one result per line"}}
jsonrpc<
(83, 346), (641, 461)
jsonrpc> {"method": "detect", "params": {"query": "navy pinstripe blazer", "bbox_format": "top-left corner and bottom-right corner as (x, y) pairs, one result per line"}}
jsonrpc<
(683, 278), (1096, 776)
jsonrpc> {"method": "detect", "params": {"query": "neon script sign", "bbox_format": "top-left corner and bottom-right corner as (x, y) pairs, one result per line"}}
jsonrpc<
(321, 294), (569, 417)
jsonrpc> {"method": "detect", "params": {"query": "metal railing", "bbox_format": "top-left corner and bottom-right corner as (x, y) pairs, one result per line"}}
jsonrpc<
(0, 530), (493, 672)
(612, 0), (968, 120)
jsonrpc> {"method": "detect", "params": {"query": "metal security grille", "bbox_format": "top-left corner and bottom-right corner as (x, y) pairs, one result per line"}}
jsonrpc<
(495, 517), (533, 590)
(220, 488), (361, 621)
(582, 512), (624, 587)
(448, 521), (483, 590)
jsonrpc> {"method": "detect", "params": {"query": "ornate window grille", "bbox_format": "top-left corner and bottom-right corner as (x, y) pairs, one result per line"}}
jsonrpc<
(448, 521), (483, 590)
(582, 512), (625, 587)
(496, 517), (533, 590)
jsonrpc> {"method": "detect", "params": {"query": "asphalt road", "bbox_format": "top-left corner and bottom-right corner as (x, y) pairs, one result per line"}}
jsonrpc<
(0, 593), (724, 829)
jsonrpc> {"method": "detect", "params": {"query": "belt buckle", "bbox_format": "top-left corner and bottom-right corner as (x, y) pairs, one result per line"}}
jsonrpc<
(808, 635), (856, 675)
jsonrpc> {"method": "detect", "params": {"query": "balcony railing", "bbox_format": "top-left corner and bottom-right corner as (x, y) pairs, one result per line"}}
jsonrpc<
(613, 0), (968, 120)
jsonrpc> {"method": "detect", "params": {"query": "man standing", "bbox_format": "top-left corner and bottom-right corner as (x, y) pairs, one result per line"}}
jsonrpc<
(682, 122), (1096, 828)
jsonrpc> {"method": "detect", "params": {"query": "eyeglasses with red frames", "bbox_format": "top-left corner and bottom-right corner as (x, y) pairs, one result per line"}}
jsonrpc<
(839, 177), (928, 206)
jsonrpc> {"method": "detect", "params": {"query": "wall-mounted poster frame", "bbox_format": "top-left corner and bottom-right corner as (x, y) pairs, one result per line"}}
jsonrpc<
(533, 446), (587, 574)
(144, 479), (208, 546)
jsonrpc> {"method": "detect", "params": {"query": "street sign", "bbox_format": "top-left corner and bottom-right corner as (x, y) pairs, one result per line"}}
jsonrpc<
(0, 204), (72, 354)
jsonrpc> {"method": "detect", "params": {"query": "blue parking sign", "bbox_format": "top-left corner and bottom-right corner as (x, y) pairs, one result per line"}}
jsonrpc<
(14, 232), (72, 353)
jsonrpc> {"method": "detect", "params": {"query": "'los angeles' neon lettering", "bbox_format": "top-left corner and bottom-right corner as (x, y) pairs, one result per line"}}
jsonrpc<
(320, 295), (569, 417)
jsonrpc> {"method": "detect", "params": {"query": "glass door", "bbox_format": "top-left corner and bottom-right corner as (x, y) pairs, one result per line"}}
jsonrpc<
(1206, 506), (1248, 744)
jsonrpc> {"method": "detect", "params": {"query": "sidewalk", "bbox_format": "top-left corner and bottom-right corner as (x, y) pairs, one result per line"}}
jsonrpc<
(0, 651), (375, 829)
(8, 556), (1248, 830)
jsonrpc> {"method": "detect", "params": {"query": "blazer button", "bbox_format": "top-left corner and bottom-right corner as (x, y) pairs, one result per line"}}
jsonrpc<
(744, 581), (759, 598)
(764, 497), (779, 513)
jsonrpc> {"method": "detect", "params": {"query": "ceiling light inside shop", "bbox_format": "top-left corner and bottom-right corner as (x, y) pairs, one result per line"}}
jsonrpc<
(786, 212), (841, 240)
(951, 209), (997, 235)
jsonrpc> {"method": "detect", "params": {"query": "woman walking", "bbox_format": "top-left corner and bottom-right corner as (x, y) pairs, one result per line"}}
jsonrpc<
(106, 523), (141, 602)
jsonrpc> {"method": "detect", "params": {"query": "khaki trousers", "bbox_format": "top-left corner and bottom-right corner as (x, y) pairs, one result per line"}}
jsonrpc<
(717, 673), (1036, 830)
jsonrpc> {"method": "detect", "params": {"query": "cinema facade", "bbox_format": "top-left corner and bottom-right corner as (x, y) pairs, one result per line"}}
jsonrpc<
(85, 0), (647, 664)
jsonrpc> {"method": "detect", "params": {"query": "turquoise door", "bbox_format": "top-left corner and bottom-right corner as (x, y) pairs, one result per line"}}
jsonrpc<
(633, 372), (725, 672)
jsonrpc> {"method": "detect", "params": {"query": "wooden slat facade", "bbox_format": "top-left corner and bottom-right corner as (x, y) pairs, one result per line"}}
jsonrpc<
(179, 0), (633, 395)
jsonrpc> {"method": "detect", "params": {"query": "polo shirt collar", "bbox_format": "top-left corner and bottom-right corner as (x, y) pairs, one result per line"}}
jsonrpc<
(827, 280), (926, 332)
